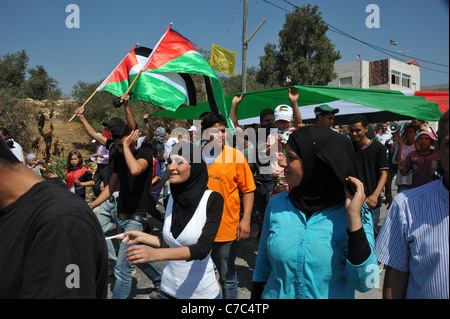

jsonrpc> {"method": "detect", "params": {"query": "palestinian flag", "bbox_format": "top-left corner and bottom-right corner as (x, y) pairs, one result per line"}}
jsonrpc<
(402, 90), (449, 114)
(97, 45), (196, 108)
(142, 25), (232, 127)
(150, 86), (446, 124)
(96, 44), (139, 96)
(390, 40), (398, 45)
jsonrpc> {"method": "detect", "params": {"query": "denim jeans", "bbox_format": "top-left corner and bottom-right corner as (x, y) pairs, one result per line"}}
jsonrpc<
(111, 217), (163, 299)
(371, 207), (381, 236)
(211, 241), (238, 299)
(96, 198), (118, 270)
(254, 181), (274, 220)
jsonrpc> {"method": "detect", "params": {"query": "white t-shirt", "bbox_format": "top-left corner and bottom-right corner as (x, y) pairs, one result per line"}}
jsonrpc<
(164, 137), (179, 163)
(376, 131), (393, 146)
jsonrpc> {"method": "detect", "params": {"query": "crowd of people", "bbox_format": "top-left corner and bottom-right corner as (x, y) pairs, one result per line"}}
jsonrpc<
(0, 89), (448, 299)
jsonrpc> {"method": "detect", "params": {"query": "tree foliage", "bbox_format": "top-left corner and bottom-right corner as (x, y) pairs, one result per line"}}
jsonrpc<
(70, 80), (191, 133)
(22, 65), (61, 100)
(0, 50), (29, 89)
(257, 4), (341, 87)
(0, 50), (61, 100)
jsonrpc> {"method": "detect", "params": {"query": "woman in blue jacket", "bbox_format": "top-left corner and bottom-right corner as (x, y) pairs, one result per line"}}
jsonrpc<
(252, 125), (379, 299)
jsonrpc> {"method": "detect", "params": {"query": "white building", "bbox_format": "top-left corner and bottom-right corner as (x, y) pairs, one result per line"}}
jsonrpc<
(328, 58), (420, 91)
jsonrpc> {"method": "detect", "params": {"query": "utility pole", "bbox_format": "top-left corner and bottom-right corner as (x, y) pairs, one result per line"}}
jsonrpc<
(241, 0), (265, 93)
(242, 0), (248, 93)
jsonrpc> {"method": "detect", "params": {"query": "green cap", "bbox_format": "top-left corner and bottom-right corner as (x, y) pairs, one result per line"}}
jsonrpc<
(314, 104), (339, 117)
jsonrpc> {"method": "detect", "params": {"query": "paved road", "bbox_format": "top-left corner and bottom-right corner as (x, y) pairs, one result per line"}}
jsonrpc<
(106, 198), (390, 299)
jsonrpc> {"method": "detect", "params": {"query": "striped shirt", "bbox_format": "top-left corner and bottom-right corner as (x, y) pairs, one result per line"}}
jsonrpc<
(267, 128), (294, 179)
(375, 179), (449, 299)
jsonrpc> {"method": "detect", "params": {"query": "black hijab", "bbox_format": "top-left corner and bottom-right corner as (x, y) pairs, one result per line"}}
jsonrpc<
(169, 141), (209, 238)
(287, 125), (357, 216)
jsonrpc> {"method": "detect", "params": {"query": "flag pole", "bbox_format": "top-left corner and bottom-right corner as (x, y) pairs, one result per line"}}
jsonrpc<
(68, 89), (98, 123)
(119, 69), (142, 103)
(119, 23), (173, 103)
(69, 44), (140, 122)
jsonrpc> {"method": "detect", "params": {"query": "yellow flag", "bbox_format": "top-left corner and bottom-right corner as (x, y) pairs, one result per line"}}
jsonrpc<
(210, 43), (238, 76)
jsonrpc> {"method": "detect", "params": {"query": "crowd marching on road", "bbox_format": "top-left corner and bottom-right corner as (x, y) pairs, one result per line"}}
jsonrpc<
(0, 89), (448, 301)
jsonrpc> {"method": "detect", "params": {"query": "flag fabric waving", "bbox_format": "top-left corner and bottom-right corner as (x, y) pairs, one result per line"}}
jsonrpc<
(97, 45), (196, 109)
(149, 85), (445, 124)
(141, 25), (232, 127)
(390, 40), (398, 45)
(96, 44), (139, 96)
(131, 47), (197, 109)
(210, 43), (238, 76)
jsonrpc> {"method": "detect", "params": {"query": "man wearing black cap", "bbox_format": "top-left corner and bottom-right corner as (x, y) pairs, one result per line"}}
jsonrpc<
(73, 94), (134, 277)
(89, 124), (162, 299)
(314, 104), (339, 128)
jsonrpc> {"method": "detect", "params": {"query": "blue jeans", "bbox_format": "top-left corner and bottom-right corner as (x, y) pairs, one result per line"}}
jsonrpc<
(371, 207), (381, 236)
(96, 198), (118, 270)
(254, 181), (274, 220)
(111, 218), (163, 299)
(211, 241), (238, 299)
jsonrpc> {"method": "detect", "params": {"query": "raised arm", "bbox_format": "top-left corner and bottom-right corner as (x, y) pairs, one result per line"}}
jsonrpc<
(289, 87), (303, 128)
(230, 94), (245, 132)
(74, 106), (108, 146)
(121, 93), (137, 130)
(123, 130), (149, 176)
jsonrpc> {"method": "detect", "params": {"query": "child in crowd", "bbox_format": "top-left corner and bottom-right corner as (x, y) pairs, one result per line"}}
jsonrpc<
(65, 150), (94, 200)
(266, 104), (295, 195)
(398, 131), (440, 188)
(90, 134), (110, 197)
(26, 153), (49, 176)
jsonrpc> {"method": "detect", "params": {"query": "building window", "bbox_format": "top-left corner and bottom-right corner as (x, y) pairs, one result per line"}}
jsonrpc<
(402, 74), (411, 88)
(339, 76), (353, 87)
(391, 70), (400, 85)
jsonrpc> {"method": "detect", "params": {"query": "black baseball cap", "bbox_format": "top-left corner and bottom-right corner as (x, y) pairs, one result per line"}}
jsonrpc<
(102, 117), (126, 128)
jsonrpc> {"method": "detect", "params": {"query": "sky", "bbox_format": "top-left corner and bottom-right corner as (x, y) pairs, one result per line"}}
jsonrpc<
(0, 0), (448, 96)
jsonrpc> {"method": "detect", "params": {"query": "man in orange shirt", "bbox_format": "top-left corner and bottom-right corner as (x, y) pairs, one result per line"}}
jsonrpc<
(201, 112), (256, 299)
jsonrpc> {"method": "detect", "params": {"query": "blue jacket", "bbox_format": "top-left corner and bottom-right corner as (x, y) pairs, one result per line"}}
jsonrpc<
(253, 191), (379, 299)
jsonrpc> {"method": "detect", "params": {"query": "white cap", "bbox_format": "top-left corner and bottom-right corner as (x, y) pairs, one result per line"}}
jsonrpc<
(274, 104), (293, 122)
(188, 125), (197, 132)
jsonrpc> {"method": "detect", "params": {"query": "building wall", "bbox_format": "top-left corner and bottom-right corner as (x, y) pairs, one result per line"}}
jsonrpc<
(329, 58), (420, 91)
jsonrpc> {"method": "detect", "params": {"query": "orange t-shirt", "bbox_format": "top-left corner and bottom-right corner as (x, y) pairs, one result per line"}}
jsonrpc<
(205, 145), (256, 242)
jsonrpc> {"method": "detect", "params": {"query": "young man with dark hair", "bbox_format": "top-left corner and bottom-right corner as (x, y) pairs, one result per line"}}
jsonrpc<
(0, 139), (108, 298)
(75, 101), (128, 277)
(376, 111), (449, 299)
(349, 115), (388, 234)
(314, 104), (339, 128)
(90, 125), (162, 299)
(201, 112), (256, 299)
